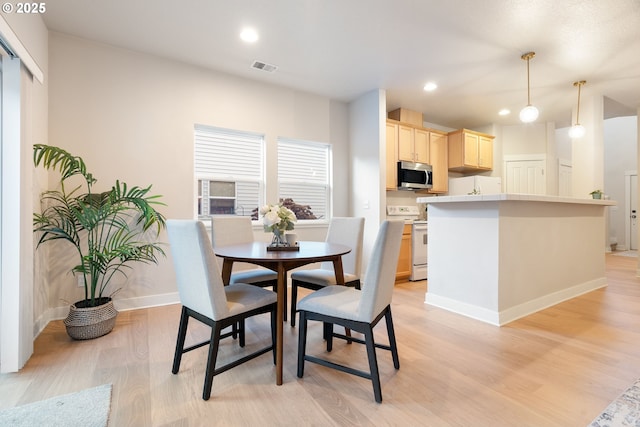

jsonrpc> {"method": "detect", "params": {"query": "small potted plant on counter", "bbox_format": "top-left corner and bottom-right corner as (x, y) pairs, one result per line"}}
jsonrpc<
(33, 144), (166, 340)
(589, 190), (603, 199)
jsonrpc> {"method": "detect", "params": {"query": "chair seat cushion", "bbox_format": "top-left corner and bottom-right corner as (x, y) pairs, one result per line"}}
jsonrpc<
(223, 283), (277, 319)
(297, 285), (363, 322)
(229, 269), (277, 285)
(291, 269), (358, 287)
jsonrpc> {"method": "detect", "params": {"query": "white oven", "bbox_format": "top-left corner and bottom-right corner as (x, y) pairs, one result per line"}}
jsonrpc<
(411, 221), (427, 281)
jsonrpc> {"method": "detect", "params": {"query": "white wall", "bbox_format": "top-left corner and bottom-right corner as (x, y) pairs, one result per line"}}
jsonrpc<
(46, 33), (350, 319)
(604, 116), (638, 250)
(349, 89), (386, 272)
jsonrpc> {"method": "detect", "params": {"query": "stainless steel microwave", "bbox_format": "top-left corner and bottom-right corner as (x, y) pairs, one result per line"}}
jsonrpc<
(397, 161), (432, 190)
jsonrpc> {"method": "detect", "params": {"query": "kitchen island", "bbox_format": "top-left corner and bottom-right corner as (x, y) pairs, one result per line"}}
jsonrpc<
(416, 194), (616, 326)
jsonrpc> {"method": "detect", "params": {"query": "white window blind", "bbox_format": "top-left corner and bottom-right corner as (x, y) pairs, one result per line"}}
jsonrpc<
(277, 138), (331, 221)
(195, 125), (264, 217)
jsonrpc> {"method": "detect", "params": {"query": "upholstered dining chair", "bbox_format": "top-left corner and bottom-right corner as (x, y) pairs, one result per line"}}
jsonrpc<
(167, 220), (277, 401)
(289, 217), (365, 326)
(296, 219), (404, 403)
(210, 216), (286, 320)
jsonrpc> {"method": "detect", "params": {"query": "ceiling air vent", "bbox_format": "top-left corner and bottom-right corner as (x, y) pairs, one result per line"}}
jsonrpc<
(251, 60), (278, 73)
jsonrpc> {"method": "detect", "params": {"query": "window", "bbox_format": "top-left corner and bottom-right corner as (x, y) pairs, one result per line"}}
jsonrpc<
(194, 125), (264, 218)
(277, 138), (331, 221)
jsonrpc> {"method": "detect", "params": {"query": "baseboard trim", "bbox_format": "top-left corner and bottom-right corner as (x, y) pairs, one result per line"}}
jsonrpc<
(425, 278), (608, 326)
(33, 292), (180, 339)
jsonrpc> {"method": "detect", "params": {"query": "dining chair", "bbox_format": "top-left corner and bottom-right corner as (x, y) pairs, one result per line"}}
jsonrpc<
(296, 219), (404, 403)
(289, 217), (365, 326)
(166, 220), (277, 400)
(210, 216), (286, 320)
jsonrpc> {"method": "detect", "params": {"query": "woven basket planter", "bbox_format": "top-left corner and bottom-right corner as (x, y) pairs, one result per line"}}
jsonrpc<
(63, 297), (118, 340)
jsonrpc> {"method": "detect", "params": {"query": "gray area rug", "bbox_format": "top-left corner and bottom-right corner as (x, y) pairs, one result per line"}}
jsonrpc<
(612, 251), (638, 258)
(0, 383), (112, 427)
(590, 378), (640, 426)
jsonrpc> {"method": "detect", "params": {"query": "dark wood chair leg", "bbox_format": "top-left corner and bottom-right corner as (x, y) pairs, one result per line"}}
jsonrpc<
(290, 280), (298, 327)
(297, 311), (308, 378)
(172, 307), (189, 374)
(324, 322), (333, 352)
(385, 307), (400, 369)
(364, 326), (382, 403)
(282, 278), (287, 322)
(239, 319), (246, 348)
(271, 307), (277, 365)
(202, 321), (222, 401)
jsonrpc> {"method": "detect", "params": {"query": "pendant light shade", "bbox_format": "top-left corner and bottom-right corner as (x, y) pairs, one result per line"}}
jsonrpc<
(569, 80), (587, 139)
(519, 52), (538, 123)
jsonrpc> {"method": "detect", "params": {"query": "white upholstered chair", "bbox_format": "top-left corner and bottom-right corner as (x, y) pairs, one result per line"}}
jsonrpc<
(167, 220), (277, 400)
(296, 220), (404, 403)
(289, 217), (365, 326)
(210, 216), (287, 319)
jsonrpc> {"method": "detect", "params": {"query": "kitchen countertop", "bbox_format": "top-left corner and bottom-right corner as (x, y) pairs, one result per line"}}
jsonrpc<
(417, 193), (616, 206)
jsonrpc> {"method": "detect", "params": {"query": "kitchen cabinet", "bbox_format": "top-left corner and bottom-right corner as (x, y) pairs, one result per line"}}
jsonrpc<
(388, 108), (423, 127)
(448, 129), (494, 172)
(395, 223), (412, 282)
(398, 124), (429, 164)
(386, 118), (448, 194)
(386, 121), (399, 190)
(427, 131), (448, 194)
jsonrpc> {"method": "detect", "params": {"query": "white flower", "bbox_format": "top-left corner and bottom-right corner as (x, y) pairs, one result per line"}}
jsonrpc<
(259, 204), (271, 216)
(263, 210), (280, 227)
(261, 203), (296, 233)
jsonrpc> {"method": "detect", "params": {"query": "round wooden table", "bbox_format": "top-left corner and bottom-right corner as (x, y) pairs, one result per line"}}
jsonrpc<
(214, 241), (351, 386)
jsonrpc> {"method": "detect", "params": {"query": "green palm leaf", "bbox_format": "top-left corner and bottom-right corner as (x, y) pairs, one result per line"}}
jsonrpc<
(33, 145), (166, 307)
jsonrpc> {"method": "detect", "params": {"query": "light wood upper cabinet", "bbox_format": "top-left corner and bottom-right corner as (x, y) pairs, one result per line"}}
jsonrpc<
(428, 131), (448, 194)
(414, 128), (430, 164)
(386, 121), (399, 190)
(478, 135), (493, 169)
(398, 124), (414, 161)
(448, 129), (495, 172)
(397, 124), (429, 164)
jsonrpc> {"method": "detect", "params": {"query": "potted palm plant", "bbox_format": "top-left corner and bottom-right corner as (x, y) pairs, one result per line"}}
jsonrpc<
(33, 144), (166, 340)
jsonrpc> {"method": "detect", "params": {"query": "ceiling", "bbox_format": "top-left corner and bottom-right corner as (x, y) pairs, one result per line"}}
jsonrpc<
(41, 0), (640, 129)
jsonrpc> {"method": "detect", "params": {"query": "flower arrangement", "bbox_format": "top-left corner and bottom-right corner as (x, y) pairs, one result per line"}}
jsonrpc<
(260, 203), (296, 245)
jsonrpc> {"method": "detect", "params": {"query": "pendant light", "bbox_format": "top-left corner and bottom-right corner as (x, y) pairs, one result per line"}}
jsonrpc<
(519, 52), (539, 123)
(568, 80), (587, 139)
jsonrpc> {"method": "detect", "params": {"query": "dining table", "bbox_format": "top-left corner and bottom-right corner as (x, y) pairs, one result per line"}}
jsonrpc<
(214, 241), (351, 386)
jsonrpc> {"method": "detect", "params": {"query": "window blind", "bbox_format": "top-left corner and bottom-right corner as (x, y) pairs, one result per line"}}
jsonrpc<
(277, 138), (331, 220)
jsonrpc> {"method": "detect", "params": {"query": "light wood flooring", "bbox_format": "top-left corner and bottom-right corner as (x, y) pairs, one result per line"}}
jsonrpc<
(2, 253), (640, 426)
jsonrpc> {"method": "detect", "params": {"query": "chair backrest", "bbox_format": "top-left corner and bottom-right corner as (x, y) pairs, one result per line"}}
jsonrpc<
(357, 220), (404, 321)
(167, 220), (230, 320)
(320, 217), (365, 277)
(210, 216), (255, 247)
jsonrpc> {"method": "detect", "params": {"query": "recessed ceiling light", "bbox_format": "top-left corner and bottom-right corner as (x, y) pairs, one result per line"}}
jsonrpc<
(240, 28), (259, 43)
(498, 109), (511, 116)
(423, 82), (438, 92)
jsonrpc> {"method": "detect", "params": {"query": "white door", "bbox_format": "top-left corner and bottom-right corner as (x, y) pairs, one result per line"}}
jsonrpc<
(631, 175), (637, 250)
(505, 159), (546, 195)
(558, 160), (572, 197)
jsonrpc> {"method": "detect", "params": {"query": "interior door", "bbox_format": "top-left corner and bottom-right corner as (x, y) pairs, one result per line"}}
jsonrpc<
(631, 175), (637, 250)
(558, 160), (572, 197)
(505, 159), (546, 194)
